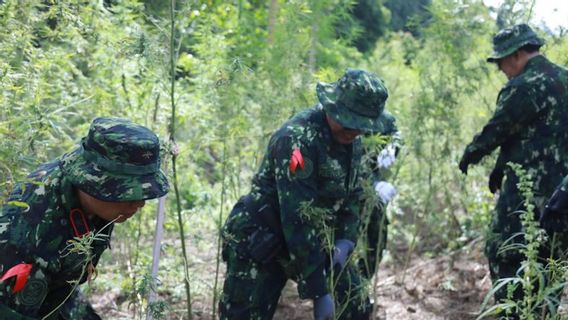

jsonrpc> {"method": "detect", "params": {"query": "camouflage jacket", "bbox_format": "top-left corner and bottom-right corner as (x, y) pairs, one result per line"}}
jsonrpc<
(463, 55), (568, 202)
(0, 158), (113, 318)
(559, 175), (568, 192)
(226, 105), (364, 299)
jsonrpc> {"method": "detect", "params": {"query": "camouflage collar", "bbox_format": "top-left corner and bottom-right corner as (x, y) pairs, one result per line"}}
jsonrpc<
(318, 107), (334, 144)
(58, 162), (109, 232)
(57, 163), (82, 215)
(523, 54), (546, 70)
(508, 55), (547, 81)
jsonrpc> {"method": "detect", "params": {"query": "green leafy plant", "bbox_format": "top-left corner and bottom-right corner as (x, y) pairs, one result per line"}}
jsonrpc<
(477, 163), (566, 320)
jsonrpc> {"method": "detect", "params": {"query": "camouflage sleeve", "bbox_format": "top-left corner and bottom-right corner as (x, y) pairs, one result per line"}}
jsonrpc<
(334, 187), (362, 242)
(0, 186), (55, 317)
(559, 175), (568, 192)
(271, 136), (329, 300)
(379, 111), (401, 144)
(463, 84), (541, 164)
(389, 128), (403, 153)
(0, 257), (53, 318)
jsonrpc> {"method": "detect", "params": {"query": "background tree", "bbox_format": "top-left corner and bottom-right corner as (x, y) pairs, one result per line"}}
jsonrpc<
(384, 0), (432, 35)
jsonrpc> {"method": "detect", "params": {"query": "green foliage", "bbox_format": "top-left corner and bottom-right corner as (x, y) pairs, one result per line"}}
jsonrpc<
(494, 0), (536, 29)
(0, 0), (170, 195)
(369, 0), (497, 256)
(147, 299), (169, 320)
(299, 200), (334, 243)
(384, 0), (431, 34)
(477, 164), (566, 319)
(337, 0), (389, 53)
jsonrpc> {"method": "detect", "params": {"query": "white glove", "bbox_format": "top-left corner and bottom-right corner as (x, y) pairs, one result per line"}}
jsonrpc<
(373, 181), (397, 204)
(377, 144), (396, 169)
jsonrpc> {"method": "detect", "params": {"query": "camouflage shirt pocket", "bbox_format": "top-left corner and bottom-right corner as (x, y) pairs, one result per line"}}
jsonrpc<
(318, 163), (347, 197)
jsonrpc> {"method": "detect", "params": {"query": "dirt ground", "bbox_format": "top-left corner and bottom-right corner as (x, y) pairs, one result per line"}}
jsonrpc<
(94, 238), (493, 319)
(273, 238), (492, 320)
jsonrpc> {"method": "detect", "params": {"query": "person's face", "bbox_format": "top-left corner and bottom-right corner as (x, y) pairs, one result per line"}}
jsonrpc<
(496, 53), (524, 79)
(77, 189), (146, 223)
(325, 114), (363, 145)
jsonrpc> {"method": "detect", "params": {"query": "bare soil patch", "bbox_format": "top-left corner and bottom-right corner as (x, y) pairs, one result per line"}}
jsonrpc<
(273, 238), (491, 320)
(94, 238), (492, 319)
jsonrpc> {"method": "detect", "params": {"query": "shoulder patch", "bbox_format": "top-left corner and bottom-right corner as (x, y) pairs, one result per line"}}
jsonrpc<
(295, 157), (313, 179)
(288, 148), (313, 179)
(18, 278), (48, 306)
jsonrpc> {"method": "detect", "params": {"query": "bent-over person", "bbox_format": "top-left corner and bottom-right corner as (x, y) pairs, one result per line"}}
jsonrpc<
(0, 117), (169, 319)
(220, 69), (391, 320)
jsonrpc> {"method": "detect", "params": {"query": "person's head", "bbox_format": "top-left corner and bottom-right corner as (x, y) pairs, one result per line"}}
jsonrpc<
(487, 24), (544, 79)
(62, 117), (169, 223)
(317, 68), (389, 144)
(325, 114), (362, 145)
(77, 190), (146, 223)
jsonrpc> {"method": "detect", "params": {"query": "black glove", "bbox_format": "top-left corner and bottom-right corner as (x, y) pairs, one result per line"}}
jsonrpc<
(458, 153), (471, 175)
(488, 168), (504, 194)
(540, 188), (568, 233)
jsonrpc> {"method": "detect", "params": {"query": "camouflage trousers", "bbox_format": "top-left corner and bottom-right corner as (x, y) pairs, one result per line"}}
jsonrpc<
(358, 204), (389, 279)
(219, 245), (372, 320)
(41, 287), (101, 320)
(484, 178), (568, 318)
(58, 289), (101, 320)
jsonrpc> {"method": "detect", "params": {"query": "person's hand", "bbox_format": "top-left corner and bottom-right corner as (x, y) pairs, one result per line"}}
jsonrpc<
(331, 239), (354, 269)
(458, 154), (470, 175)
(374, 181), (397, 204)
(377, 144), (396, 169)
(540, 188), (568, 233)
(488, 168), (504, 194)
(313, 294), (334, 320)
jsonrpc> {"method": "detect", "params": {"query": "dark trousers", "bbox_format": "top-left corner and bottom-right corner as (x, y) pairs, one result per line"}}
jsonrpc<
(359, 203), (388, 279)
(219, 245), (371, 320)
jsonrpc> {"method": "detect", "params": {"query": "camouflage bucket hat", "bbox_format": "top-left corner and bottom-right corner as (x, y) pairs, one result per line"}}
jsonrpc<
(61, 117), (169, 202)
(487, 23), (544, 62)
(317, 68), (389, 133)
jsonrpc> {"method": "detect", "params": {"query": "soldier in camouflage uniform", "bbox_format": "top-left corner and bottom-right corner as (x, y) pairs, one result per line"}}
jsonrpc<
(0, 117), (169, 319)
(220, 69), (390, 320)
(458, 24), (568, 316)
(358, 112), (401, 279)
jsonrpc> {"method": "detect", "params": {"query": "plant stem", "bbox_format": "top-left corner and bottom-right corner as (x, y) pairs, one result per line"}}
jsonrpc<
(169, 0), (192, 318)
(147, 196), (167, 320)
(212, 139), (228, 319)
